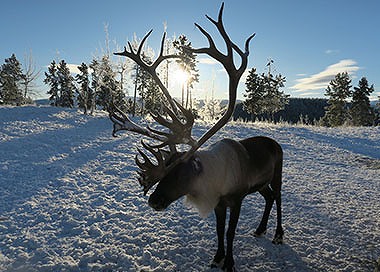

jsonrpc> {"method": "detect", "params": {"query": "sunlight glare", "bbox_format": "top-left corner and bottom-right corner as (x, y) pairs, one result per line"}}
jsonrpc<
(173, 68), (189, 84)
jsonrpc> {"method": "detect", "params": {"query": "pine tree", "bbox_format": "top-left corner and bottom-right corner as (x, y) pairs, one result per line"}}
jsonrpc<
(243, 68), (265, 119)
(262, 72), (289, 121)
(243, 64), (289, 122)
(322, 72), (352, 126)
(0, 54), (25, 105)
(96, 56), (114, 110)
(130, 61), (140, 116)
(350, 77), (375, 126)
(144, 76), (163, 114)
(136, 52), (154, 115)
(75, 63), (94, 114)
(89, 59), (100, 113)
(44, 60), (59, 106)
(173, 35), (199, 108)
(57, 60), (75, 108)
(96, 55), (126, 111)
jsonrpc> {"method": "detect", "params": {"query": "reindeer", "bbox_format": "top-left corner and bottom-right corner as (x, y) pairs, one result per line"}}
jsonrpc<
(109, 3), (283, 271)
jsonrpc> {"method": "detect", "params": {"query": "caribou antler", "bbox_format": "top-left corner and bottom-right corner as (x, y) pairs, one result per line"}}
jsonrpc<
(110, 2), (254, 194)
(183, 2), (255, 156)
(108, 103), (164, 140)
(115, 30), (179, 112)
(110, 29), (198, 193)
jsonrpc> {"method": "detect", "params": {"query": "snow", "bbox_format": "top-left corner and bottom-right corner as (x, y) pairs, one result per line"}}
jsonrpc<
(0, 105), (379, 271)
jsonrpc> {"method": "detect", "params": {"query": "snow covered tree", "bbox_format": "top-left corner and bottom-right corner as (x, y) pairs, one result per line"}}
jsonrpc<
(261, 72), (289, 121)
(115, 52), (130, 95)
(173, 35), (199, 108)
(89, 59), (100, 112)
(44, 60), (59, 106)
(199, 94), (222, 121)
(349, 77), (375, 126)
(96, 56), (112, 109)
(75, 63), (94, 114)
(322, 72), (352, 127)
(96, 55), (126, 111)
(135, 52), (158, 115)
(191, 97), (201, 119)
(243, 65), (289, 122)
(243, 68), (266, 119)
(45, 60), (76, 108)
(0, 54), (25, 105)
(130, 61), (141, 116)
(144, 76), (163, 114)
(57, 60), (75, 108)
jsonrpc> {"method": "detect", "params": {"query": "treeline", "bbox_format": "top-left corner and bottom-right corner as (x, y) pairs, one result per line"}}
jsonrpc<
(43, 56), (128, 115)
(234, 98), (328, 124)
(42, 34), (199, 117)
(240, 66), (380, 126)
(2, 45), (379, 127)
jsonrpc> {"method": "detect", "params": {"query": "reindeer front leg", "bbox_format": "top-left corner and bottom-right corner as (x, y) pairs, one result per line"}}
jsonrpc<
(223, 201), (242, 272)
(211, 204), (227, 268)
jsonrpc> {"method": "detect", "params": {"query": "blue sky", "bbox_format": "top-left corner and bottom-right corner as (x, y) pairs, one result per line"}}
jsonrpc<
(1, 0), (379, 101)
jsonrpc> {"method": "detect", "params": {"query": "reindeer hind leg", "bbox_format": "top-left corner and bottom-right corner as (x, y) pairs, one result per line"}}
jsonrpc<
(254, 185), (274, 237)
(272, 192), (284, 244)
(272, 159), (284, 245)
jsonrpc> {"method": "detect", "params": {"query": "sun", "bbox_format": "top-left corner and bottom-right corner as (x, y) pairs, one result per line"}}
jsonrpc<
(172, 68), (189, 84)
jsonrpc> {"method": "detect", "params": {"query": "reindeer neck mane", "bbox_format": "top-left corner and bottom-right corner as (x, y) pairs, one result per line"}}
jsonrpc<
(185, 140), (247, 217)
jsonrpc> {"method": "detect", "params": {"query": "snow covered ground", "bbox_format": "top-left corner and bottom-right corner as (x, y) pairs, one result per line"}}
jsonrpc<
(0, 105), (379, 272)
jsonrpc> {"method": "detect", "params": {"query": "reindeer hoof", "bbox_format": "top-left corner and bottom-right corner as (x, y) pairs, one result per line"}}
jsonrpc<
(210, 258), (224, 269)
(222, 264), (236, 272)
(272, 235), (283, 245)
(222, 257), (235, 272)
(254, 230), (267, 237)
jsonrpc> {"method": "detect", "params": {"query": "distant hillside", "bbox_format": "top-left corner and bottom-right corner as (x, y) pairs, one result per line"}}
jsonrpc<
(34, 99), (50, 106)
(370, 100), (378, 107)
(234, 98), (328, 124)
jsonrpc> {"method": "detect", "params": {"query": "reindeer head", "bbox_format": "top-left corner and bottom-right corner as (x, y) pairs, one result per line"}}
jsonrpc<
(109, 3), (255, 210)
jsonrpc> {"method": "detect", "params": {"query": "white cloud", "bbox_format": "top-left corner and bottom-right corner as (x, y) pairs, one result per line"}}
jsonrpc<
(290, 59), (360, 93)
(298, 92), (317, 96)
(325, 49), (340, 55)
(198, 57), (219, 65)
(44, 63), (81, 75)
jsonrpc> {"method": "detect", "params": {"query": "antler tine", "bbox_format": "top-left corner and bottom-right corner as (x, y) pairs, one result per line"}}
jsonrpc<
(108, 103), (166, 141)
(151, 32), (179, 71)
(135, 140), (169, 195)
(115, 30), (180, 113)
(190, 3), (255, 77)
(173, 99), (195, 126)
(148, 101), (196, 147)
(177, 2), (254, 162)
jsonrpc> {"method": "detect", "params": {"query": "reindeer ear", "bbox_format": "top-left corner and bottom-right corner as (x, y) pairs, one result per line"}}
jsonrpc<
(191, 156), (203, 174)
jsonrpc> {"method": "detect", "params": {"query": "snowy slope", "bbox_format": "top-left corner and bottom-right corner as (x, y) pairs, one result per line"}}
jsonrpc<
(0, 106), (379, 272)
